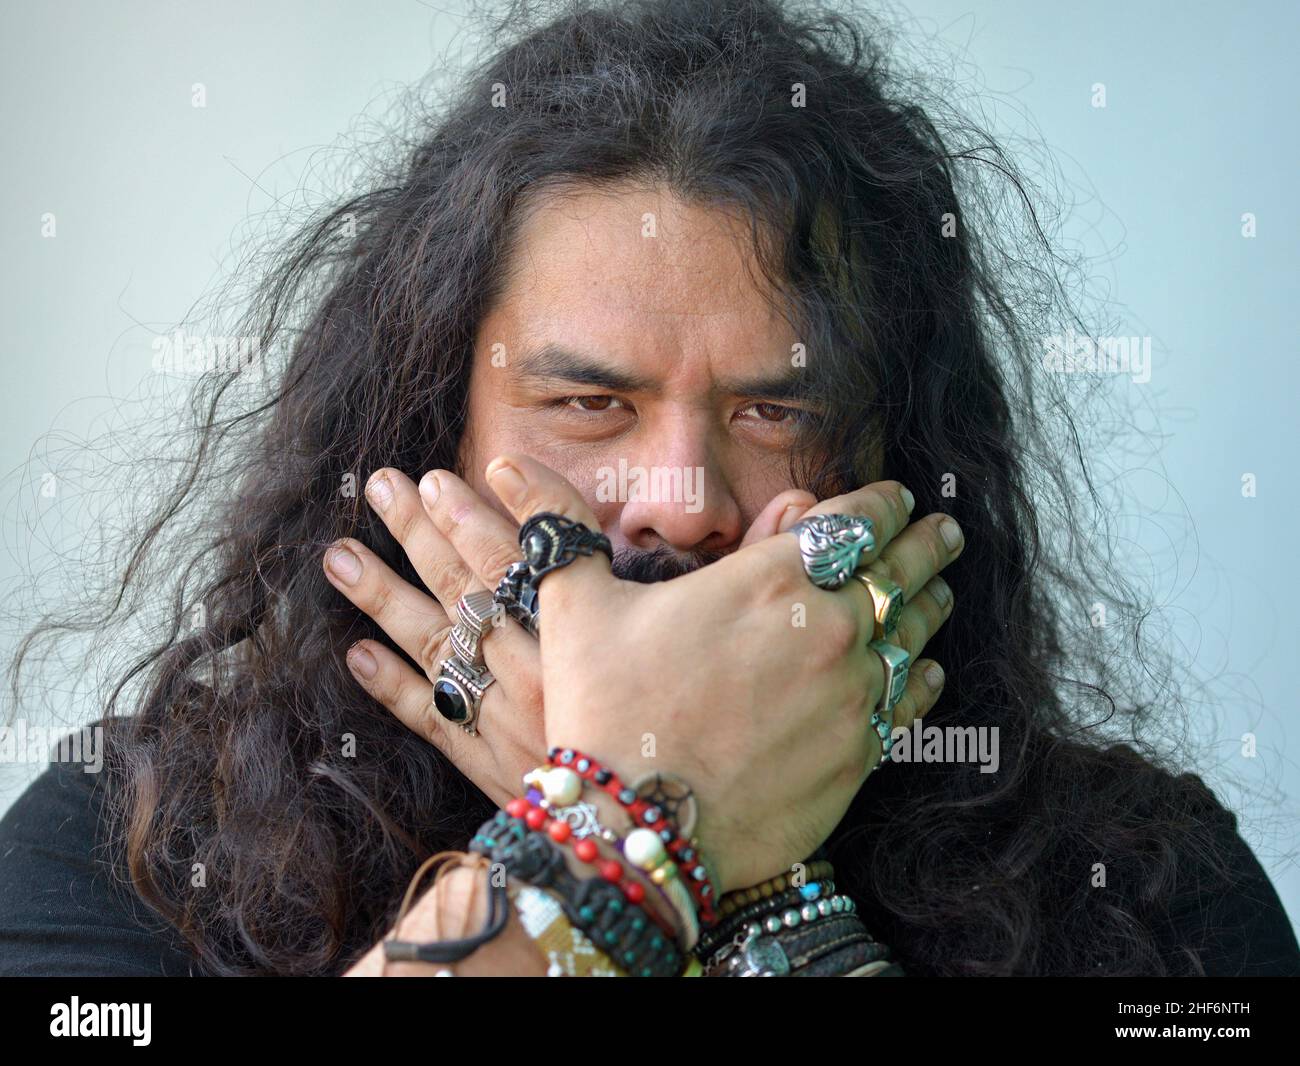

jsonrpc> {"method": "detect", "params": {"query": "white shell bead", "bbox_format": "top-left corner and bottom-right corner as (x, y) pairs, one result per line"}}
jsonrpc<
(543, 768), (582, 806)
(624, 827), (667, 869)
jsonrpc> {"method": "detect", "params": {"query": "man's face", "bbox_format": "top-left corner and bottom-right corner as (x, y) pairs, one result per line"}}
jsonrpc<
(461, 182), (810, 580)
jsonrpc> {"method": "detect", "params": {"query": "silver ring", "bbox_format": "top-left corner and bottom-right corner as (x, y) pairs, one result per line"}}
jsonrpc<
(868, 639), (910, 761)
(449, 590), (504, 670)
(432, 657), (496, 736)
(790, 514), (876, 590)
(492, 559), (541, 637)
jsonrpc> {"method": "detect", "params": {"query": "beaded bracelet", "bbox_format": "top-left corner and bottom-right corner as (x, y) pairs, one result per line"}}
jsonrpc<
(509, 882), (629, 977)
(717, 860), (835, 917)
(548, 747), (721, 927)
(702, 889), (852, 972)
(504, 794), (682, 944)
(520, 765), (702, 951)
(470, 809), (686, 977)
(694, 879), (835, 961)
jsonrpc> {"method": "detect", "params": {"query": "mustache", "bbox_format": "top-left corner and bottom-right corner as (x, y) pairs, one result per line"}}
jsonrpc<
(610, 544), (728, 583)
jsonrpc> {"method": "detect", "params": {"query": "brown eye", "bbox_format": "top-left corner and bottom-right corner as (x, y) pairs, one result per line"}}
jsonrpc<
(749, 402), (796, 422)
(564, 395), (624, 412)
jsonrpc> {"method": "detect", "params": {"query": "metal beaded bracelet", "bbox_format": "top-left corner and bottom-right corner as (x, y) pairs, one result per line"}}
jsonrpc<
(470, 809), (686, 977)
(772, 913), (878, 965)
(693, 880), (835, 961)
(701, 898), (870, 975)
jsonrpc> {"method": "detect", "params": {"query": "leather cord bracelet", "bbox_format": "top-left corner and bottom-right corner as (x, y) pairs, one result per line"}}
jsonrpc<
(792, 936), (889, 976)
(382, 852), (511, 967)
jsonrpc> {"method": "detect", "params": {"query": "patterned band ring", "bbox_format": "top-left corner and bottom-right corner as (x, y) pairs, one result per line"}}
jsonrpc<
(493, 559), (542, 637)
(518, 512), (613, 580)
(492, 514), (612, 638)
(449, 590), (504, 669)
(867, 639), (910, 762)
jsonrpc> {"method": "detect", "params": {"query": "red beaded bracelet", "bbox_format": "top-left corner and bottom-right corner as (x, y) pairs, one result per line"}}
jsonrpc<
(546, 747), (720, 927)
(503, 795), (682, 942)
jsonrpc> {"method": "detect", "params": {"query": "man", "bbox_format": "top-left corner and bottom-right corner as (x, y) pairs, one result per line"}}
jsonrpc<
(2, 0), (1296, 976)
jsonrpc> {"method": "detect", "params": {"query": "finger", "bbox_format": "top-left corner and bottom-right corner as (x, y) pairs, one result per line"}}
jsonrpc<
(344, 638), (504, 799)
(481, 453), (613, 609)
(772, 480), (915, 643)
(324, 539), (451, 670)
(418, 468), (527, 589)
(889, 574), (954, 662)
(802, 480), (915, 565)
(861, 512), (964, 603)
(738, 489), (818, 549)
(885, 657), (945, 734)
(364, 468), (478, 610)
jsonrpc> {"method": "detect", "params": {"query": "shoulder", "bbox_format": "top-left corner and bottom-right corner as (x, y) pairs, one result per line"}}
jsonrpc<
(0, 723), (198, 976)
(1069, 743), (1299, 976)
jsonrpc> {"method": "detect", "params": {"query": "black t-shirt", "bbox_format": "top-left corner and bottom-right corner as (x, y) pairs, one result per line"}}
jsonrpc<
(0, 748), (1297, 976)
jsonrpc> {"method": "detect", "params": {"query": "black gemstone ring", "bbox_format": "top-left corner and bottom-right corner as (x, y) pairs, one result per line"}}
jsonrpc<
(432, 657), (495, 736)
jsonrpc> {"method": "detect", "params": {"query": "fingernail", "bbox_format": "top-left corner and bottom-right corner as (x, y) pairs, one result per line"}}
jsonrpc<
(929, 575), (951, 607)
(347, 643), (377, 680)
(900, 486), (915, 513)
(778, 503), (806, 533)
(486, 459), (526, 506)
(326, 545), (363, 585)
(924, 662), (945, 691)
(366, 473), (393, 512)
(939, 518), (963, 552)
(419, 472), (441, 508)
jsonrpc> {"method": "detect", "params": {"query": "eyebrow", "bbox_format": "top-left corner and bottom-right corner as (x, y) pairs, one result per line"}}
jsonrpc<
(511, 342), (811, 401)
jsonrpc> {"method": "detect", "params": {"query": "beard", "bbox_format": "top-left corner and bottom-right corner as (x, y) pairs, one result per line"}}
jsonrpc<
(610, 544), (729, 583)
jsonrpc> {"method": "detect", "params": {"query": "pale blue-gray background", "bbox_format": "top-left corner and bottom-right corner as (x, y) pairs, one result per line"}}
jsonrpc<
(2, 1), (1296, 939)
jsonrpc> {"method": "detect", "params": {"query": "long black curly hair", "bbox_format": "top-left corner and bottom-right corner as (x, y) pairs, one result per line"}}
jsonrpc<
(9, 0), (1244, 974)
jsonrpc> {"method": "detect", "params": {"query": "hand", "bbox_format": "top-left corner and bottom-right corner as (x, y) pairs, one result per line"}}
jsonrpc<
(324, 468), (821, 809)
(323, 467), (544, 808)
(479, 454), (959, 895)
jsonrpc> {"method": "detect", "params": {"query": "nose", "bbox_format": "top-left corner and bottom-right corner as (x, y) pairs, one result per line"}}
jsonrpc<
(613, 435), (743, 554)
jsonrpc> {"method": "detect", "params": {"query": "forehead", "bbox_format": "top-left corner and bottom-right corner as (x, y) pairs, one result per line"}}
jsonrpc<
(483, 182), (796, 382)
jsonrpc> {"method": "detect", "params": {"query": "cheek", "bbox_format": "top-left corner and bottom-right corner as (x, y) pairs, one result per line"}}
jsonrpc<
(458, 412), (612, 522)
(730, 460), (802, 528)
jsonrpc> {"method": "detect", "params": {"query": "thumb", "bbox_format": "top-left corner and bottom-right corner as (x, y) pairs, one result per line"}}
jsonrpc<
(483, 453), (613, 612)
(738, 489), (818, 549)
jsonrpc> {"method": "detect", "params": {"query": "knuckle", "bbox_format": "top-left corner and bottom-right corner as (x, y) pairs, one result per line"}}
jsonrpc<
(427, 556), (472, 598)
(387, 492), (425, 543)
(822, 601), (862, 659)
(479, 541), (523, 585)
(418, 623), (453, 675)
(365, 576), (394, 619)
(869, 553), (907, 592)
